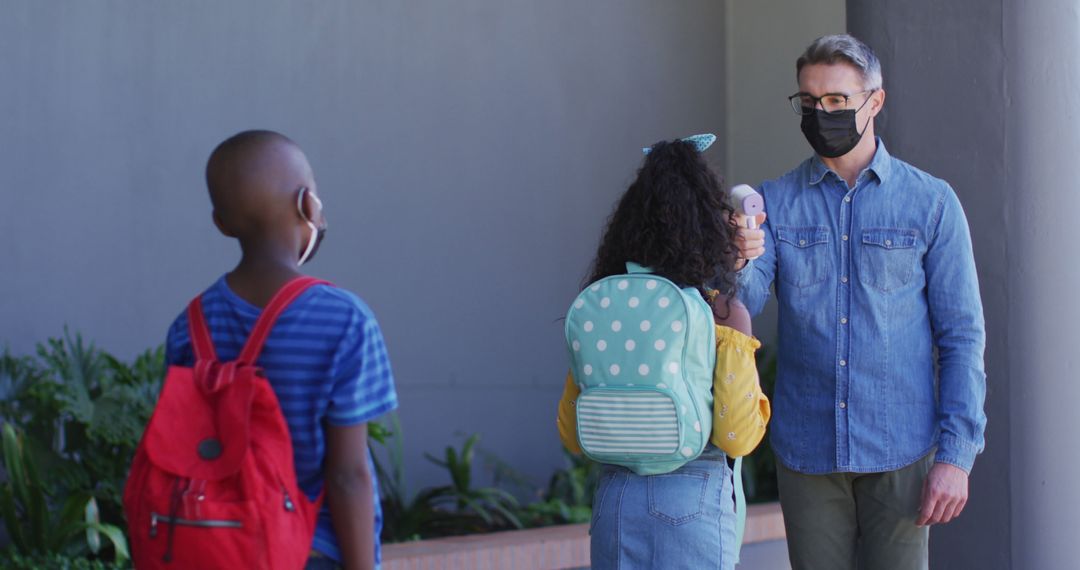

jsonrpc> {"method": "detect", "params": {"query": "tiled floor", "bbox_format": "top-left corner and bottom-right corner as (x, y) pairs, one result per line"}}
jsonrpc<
(738, 539), (792, 569)
(383, 503), (788, 569)
(565, 540), (790, 570)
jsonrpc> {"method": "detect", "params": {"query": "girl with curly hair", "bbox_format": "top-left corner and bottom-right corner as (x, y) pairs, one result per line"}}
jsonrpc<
(557, 137), (771, 570)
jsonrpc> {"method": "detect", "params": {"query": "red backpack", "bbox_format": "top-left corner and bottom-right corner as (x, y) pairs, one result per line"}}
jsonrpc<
(124, 277), (328, 569)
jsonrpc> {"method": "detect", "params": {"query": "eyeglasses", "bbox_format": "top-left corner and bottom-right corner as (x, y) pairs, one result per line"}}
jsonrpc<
(788, 89), (876, 116)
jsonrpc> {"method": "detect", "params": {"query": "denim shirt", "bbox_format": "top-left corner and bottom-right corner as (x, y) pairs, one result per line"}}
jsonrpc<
(736, 139), (986, 474)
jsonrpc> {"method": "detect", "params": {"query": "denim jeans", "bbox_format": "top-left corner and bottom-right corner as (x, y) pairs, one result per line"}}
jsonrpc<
(590, 456), (738, 570)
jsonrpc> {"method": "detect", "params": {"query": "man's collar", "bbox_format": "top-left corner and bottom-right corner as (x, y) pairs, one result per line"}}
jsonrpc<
(808, 155), (831, 186)
(866, 137), (892, 185)
(807, 137), (892, 187)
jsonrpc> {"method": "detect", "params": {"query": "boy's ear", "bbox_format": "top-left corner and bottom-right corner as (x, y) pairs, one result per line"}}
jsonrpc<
(212, 210), (235, 238)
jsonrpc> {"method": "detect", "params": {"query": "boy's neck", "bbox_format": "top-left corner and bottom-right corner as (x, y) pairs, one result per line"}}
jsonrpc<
(226, 250), (304, 309)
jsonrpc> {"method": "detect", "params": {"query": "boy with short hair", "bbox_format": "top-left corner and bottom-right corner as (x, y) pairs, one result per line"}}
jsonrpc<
(164, 130), (396, 570)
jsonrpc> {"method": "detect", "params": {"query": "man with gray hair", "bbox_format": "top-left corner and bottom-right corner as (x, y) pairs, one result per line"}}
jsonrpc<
(732, 34), (986, 569)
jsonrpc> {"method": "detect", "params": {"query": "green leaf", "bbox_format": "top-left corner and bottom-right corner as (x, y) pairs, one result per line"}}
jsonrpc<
(461, 434), (478, 466)
(27, 470), (48, 553)
(459, 496), (493, 525)
(86, 522), (129, 563)
(2, 424), (49, 552)
(566, 505), (591, 524)
(2, 424), (31, 510)
(0, 351), (39, 424)
(449, 452), (470, 493)
(423, 452), (448, 469)
(21, 436), (42, 494)
(84, 497), (101, 554)
(87, 386), (147, 446)
(0, 485), (29, 553)
(50, 492), (93, 551)
(367, 421), (392, 445)
(485, 500), (523, 530)
(61, 521), (130, 564)
(477, 487), (518, 506)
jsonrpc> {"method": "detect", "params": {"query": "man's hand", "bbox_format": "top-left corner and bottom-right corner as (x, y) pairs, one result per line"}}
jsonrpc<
(733, 212), (768, 269)
(916, 462), (969, 526)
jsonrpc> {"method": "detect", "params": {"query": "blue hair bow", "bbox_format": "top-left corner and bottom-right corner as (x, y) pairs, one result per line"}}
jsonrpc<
(642, 133), (716, 155)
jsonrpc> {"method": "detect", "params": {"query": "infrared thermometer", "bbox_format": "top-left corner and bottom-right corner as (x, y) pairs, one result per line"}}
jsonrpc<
(729, 184), (765, 229)
(729, 184), (765, 261)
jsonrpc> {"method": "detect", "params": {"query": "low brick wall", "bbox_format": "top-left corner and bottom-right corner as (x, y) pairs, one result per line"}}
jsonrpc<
(383, 502), (785, 570)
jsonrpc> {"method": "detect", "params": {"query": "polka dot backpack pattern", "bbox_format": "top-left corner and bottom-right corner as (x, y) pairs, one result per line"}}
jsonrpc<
(565, 262), (716, 475)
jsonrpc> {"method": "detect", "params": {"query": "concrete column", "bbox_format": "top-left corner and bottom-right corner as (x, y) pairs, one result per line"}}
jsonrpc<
(846, 0), (1029, 568)
(850, 0), (1080, 567)
(1005, 1), (1080, 568)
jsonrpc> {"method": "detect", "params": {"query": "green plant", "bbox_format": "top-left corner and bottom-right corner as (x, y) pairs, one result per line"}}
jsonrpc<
(515, 450), (599, 527)
(371, 415), (481, 543)
(518, 498), (591, 527)
(542, 450), (601, 510)
(0, 551), (128, 570)
(0, 350), (44, 426)
(742, 346), (779, 503)
(0, 330), (162, 565)
(0, 424), (129, 563)
(10, 331), (162, 526)
(423, 434), (523, 531)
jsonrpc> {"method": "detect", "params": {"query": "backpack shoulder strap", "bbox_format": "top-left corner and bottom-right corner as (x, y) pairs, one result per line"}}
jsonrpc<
(733, 455), (747, 563)
(187, 296), (218, 361)
(237, 276), (331, 365)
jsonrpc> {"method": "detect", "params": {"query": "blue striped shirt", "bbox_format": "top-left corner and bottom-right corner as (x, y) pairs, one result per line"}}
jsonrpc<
(165, 275), (398, 564)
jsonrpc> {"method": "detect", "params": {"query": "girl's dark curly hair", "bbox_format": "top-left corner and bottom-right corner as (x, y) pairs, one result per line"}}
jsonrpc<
(586, 139), (739, 316)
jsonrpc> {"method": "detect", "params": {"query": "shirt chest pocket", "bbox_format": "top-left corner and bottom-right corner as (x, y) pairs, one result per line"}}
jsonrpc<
(776, 226), (831, 288)
(859, 228), (919, 292)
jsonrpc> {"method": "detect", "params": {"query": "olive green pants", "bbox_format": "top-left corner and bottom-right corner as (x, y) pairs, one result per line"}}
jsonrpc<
(776, 452), (934, 570)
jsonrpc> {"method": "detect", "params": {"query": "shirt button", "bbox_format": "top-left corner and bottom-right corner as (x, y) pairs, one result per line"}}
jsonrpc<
(885, 239), (892, 247)
(799, 239), (806, 246)
(840, 359), (847, 367)
(842, 234), (849, 241)
(841, 276), (849, 284)
(844, 196), (852, 203)
(841, 317), (848, 324)
(839, 401), (847, 409)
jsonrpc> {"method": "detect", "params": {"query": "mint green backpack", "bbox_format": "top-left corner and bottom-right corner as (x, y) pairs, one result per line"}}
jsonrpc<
(565, 262), (715, 476)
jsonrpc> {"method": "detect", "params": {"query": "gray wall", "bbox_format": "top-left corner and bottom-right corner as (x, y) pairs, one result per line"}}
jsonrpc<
(724, 0), (845, 192)
(1004, 1), (1080, 568)
(848, 2), (1011, 568)
(0, 1), (728, 491)
(724, 0), (846, 345)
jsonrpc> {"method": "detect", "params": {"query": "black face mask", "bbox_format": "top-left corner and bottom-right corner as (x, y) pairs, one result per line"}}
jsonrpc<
(801, 109), (873, 158)
(799, 94), (875, 158)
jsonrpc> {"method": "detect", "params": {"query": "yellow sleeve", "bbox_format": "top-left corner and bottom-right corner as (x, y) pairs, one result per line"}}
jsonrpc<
(557, 371), (583, 454)
(709, 326), (771, 457)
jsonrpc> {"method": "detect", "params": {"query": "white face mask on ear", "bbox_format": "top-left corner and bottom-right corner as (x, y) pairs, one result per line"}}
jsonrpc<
(297, 188), (326, 266)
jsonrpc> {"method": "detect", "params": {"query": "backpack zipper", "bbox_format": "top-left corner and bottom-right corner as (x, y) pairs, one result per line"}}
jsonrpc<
(150, 511), (243, 537)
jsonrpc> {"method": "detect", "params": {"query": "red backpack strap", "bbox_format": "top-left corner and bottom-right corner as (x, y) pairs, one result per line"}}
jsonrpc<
(237, 276), (330, 365)
(187, 296), (219, 361)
